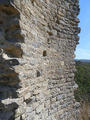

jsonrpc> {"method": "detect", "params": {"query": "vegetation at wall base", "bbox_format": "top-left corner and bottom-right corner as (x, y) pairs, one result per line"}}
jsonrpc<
(75, 61), (90, 103)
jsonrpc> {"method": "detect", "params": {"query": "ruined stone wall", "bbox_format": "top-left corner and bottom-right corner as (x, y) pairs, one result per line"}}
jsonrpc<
(0, 0), (80, 120)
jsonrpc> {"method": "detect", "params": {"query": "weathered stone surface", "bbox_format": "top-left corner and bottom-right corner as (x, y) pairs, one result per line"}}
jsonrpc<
(0, 0), (80, 120)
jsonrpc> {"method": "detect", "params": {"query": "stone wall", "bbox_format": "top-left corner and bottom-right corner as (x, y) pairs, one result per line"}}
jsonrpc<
(0, 0), (80, 120)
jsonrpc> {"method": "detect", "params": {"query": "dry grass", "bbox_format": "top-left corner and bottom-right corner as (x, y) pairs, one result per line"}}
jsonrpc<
(80, 101), (90, 120)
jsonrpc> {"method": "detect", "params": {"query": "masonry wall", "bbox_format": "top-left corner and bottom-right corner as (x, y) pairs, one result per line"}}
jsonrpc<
(0, 0), (80, 120)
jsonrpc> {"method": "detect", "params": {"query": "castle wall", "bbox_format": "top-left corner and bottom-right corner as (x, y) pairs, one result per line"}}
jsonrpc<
(0, 0), (80, 120)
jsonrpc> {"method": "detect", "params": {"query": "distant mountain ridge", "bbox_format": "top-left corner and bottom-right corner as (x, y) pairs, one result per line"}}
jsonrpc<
(75, 59), (90, 63)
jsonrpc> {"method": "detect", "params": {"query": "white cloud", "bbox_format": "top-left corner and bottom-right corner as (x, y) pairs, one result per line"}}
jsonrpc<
(75, 48), (90, 59)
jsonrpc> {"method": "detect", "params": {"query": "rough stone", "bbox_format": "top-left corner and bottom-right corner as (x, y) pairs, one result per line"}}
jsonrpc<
(0, 0), (81, 120)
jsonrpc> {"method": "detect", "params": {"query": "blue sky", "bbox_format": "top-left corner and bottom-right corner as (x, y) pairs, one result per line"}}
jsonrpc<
(75, 0), (90, 59)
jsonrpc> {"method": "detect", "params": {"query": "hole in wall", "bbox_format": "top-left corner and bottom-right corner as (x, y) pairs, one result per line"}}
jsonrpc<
(31, 0), (35, 5)
(43, 50), (47, 57)
(36, 70), (41, 77)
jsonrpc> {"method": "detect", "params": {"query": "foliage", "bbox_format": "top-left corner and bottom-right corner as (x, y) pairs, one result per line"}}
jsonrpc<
(75, 61), (90, 102)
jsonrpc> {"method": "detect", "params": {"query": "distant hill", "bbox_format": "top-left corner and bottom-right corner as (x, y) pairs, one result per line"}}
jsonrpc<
(75, 59), (90, 63)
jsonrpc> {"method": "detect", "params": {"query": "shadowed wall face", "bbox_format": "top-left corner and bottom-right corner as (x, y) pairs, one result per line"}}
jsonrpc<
(0, 1), (24, 119)
(0, 0), (80, 120)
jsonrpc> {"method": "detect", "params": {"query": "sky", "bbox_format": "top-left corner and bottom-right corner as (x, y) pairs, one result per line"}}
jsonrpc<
(75, 0), (90, 59)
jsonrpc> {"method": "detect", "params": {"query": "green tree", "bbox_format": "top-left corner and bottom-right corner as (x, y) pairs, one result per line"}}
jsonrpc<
(75, 61), (90, 102)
